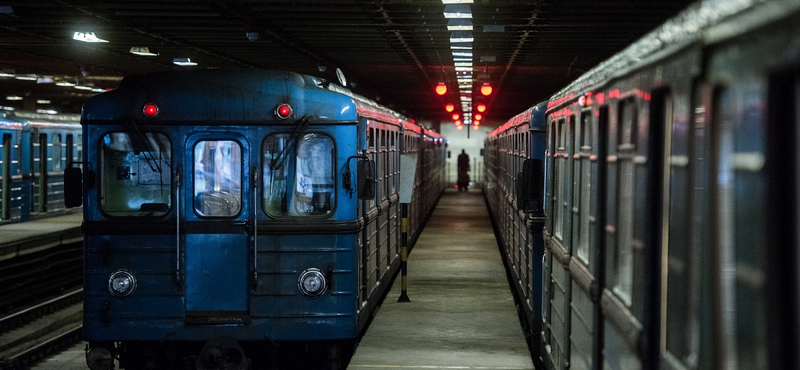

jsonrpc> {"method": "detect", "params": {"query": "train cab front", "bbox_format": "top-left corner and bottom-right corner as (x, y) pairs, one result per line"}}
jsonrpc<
(74, 104), (364, 369)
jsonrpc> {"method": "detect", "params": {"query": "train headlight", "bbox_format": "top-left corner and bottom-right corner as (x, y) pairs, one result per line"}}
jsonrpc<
(298, 268), (327, 297)
(108, 269), (137, 297)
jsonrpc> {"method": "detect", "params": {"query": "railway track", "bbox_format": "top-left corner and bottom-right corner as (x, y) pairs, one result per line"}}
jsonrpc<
(0, 288), (83, 370)
(0, 239), (84, 370)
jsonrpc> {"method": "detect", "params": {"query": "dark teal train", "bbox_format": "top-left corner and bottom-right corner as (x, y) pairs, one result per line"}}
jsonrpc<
(67, 70), (446, 370)
(486, 0), (800, 369)
(0, 111), (81, 223)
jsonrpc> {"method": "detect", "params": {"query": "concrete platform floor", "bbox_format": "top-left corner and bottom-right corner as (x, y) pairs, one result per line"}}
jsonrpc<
(348, 189), (534, 370)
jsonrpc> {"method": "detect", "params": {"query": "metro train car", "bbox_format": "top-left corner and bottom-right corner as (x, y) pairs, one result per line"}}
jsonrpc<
(483, 101), (547, 368)
(64, 69), (445, 370)
(487, 0), (800, 369)
(0, 111), (81, 224)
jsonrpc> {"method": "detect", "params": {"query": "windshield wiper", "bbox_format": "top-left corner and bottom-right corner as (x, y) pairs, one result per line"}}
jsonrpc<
(124, 115), (162, 173)
(270, 115), (312, 171)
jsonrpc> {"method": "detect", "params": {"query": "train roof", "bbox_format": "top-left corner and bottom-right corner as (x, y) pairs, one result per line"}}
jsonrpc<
(487, 101), (547, 138)
(82, 69), (405, 126)
(550, 0), (800, 105)
(0, 111), (80, 130)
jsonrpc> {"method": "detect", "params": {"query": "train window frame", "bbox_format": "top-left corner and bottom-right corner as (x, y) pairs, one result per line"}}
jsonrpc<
(576, 110), (593, 265)
(52, 134), (62, 172)
(261, 132), (337, 218)
(613, 98), (638, 306)
(99, 131), (173, 218)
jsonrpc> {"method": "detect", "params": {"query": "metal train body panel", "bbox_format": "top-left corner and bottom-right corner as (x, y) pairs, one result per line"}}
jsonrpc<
(77, 70), (445, 368)
(0, 111), (81, 224)
(484, 101), (547, 369)
(486, 1), (800, 369)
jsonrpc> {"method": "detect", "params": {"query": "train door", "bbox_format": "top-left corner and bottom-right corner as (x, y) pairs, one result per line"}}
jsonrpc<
(38, 133), (47, 212)
(184, 134), (250, 323)
(1, 133), (11, 220)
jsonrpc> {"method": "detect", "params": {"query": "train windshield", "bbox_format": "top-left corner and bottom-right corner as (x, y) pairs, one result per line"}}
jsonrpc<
(262, 133), (335, 217)
(100, 132), (171, 217)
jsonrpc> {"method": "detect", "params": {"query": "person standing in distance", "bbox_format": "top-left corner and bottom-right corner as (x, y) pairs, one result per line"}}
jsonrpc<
(457, 149), (470, 192)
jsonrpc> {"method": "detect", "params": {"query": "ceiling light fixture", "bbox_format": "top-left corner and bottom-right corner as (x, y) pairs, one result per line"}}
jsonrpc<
(443, 4), (472, 19)
(73, 32), (109, 43)
(449, 31), (474, 43)
(447, 19), (473, 31)
(36, 100), (51, 104)
(452, 52), (473, 58)
(14, 74), (37, 81)
(56, 80), (76, 87)
(442, 0), (473, 4)
(173, 58), (198, 66)
(130, 46), (159, 56)
(36, 77), (54, 84)
(6, 96), (23, 101)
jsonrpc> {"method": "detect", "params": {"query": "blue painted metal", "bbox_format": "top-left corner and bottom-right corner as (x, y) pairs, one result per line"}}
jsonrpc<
(79, 69), (441, 363)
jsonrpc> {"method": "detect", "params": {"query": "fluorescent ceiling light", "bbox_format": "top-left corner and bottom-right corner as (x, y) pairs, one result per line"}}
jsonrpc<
(173, 58), (197, 66)
(130, 46), (159, 56)
(450, 44), (472, 50)
(450, 31), (474, 43)
(1, 106), (15, 111)
(73, 32), (109, 43)
(56, 81), (76, 87)
(91, 88), (106, 93)
(15, 74), (37, 81)
(455, 66), (473, 72)
(455, 62), (472, 67)
(460, 96), (472, 101)
(447, 19), (473, 31)
(0, 72), (13, 78)
(459, 84), (473, 88)
(36, 109), (58, 115)
(6, 96), (23, 101)
(453, 58), (472, 62)
(36, 100), (51, 104)
(452, 52), (473, 57)
(75, 85), (93, 90)
(443, 4), (472, 19)
(37, 77), (54, 84)
(442, 0), (473, 4)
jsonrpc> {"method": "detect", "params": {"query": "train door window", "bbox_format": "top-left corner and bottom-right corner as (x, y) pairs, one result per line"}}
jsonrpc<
(614, 99), (637, 305)
(100, 132), (171, 217)
(193, 140), (241, 217)
(52, 134), (62, 172)
(577, 111), (592, 264)
(262, 133), (335, 217)
(66, 135), (74, 168)
(77, 134), (82, 168)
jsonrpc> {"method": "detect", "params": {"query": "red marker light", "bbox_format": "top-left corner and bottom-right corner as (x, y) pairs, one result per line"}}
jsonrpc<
(457, 125), (463, 130)
(452, 113), (460, 121)
(455, 120), (462, 125)
(476, 103), (486, 113)
(143, 103), (159, 118)
(435, 82), (447, 96)
(474, 114), (482, 121)
(480, 83), (493, 96)
(275, 103), (293, 119)
(445, 103), (455, 112)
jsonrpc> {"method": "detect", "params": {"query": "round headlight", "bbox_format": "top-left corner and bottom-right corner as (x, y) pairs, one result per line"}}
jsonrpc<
(108, 269), (137, 297)
(298, 268), (327, 297)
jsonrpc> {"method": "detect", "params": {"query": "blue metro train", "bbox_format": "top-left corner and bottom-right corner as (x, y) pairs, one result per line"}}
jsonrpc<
(486, 0), (800, 369)
(0, 111), (81, 224)
(66, 70), (446, 369)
